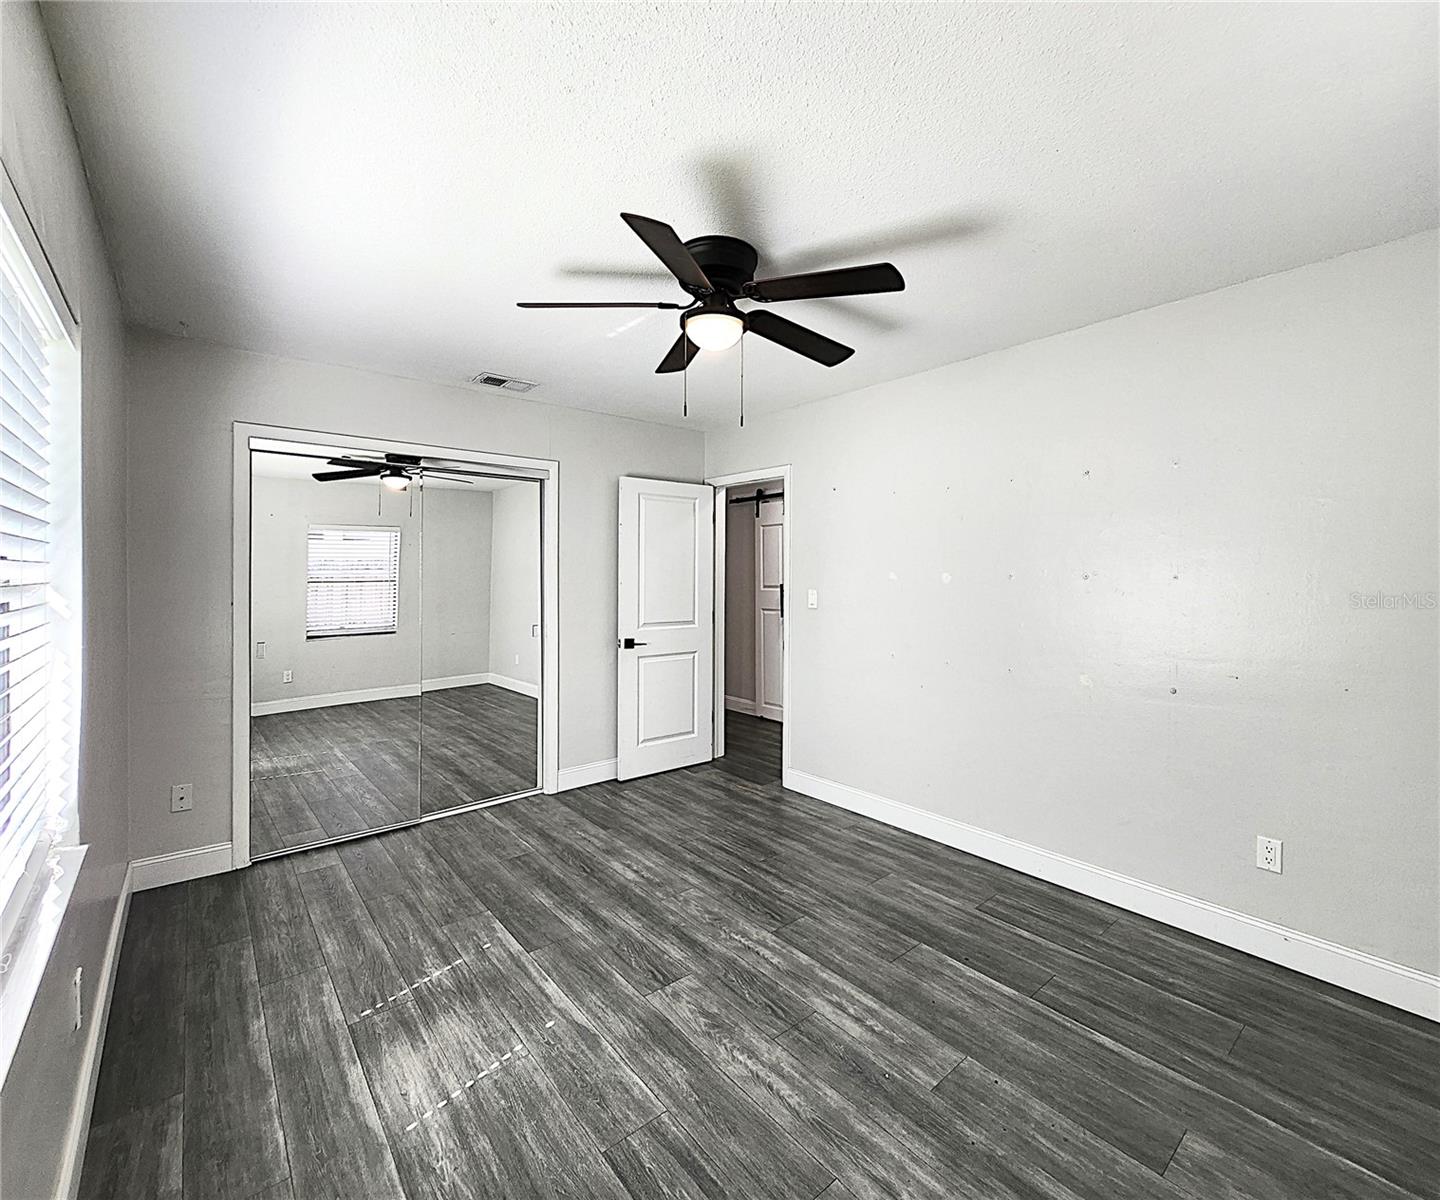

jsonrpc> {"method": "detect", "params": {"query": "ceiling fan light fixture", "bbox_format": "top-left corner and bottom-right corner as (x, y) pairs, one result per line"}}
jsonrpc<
(683, 310), (745, 352)
(381, 468), (409, 492)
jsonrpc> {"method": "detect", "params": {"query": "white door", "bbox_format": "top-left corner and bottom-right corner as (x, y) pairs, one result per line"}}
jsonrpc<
(617, 477), (715, 780)
(755, 497), (784, 721)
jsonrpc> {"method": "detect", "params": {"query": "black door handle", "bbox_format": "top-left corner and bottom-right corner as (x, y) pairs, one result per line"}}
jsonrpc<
(620, 637), (649, 649)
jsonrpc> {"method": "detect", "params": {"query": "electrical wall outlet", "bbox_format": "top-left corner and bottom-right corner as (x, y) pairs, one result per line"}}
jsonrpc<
(514, 654), (520, 666)
(282, 669), (294, 684)
(255, 641), (267, 659)
(1256, 835), (1283, 874)
(807, 589), (818, 609)
(170, 783), (194, 813)
(531, 624), (539, 638)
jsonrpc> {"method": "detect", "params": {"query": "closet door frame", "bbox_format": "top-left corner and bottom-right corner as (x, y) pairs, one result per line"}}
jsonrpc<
(231, 422), (560, 870)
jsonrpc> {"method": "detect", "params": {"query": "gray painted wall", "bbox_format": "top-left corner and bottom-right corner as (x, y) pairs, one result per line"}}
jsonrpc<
(249, 473), (497, 705)
(487, 481), (541, 688)
(0, 5), (130, 1198)
(725, 497), (757, 704)
(125, 330), (705, 860)
(422, 485), (497, 686)
(708, 232), (1439, 974)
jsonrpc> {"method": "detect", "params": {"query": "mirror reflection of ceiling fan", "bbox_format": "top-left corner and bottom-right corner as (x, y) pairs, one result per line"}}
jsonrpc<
(311, 452), (475, 492)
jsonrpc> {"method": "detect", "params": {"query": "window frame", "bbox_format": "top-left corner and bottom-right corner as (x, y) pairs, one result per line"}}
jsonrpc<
(304, 523), (402, 640)
(0, 164), (86, 1089)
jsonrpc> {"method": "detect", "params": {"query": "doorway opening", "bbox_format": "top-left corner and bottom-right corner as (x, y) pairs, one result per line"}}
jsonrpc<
(708, 466), (791, 788)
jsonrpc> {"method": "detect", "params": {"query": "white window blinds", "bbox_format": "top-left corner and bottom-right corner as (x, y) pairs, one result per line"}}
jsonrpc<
(0, 258), (56, 928)
(306, 525), (400, 637)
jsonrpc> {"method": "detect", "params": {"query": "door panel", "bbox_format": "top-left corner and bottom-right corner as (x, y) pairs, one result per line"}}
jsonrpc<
(618, 478), (714, 779)
(758, 610), (783, 713)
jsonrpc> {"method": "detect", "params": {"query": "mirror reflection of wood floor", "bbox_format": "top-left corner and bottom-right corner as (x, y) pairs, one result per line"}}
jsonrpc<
(85, 714), (1436, 1200)
(250, 683), (540, 856)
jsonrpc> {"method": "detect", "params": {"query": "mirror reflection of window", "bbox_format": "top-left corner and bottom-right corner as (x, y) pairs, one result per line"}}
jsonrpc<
(248, 449), (421, 856)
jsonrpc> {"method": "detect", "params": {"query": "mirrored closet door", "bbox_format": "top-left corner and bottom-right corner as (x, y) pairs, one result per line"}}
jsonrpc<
(418, 476), (541, 814)
(247, 443), (542, 858)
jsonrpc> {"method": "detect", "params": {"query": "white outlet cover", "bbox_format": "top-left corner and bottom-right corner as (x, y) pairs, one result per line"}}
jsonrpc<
(1256, 835), (1283, 873)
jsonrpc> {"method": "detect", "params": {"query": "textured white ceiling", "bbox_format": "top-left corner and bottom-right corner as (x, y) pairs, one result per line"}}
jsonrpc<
(42, 2), (1438, 429)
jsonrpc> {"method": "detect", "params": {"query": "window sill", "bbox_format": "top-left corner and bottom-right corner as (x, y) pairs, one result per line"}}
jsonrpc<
(0, 844), (88, 1087)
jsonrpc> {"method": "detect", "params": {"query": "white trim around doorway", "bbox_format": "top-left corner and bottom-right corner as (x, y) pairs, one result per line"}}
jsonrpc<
(705, 465), (791, 774)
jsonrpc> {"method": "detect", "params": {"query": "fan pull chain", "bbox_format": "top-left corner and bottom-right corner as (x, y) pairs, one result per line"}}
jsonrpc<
(683, 344), (688, 418)
(739, 330), (745, 428)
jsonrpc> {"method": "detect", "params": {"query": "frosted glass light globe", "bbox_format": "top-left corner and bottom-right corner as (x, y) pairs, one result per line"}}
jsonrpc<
(684, 311), (744, 351)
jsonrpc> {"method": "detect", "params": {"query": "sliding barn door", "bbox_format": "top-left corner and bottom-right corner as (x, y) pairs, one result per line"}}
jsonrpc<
(616, 477), (714, 780)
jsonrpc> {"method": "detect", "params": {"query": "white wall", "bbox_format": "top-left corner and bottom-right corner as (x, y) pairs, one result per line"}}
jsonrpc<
(487, 481), (541, 689)
(125, 331), (704, 860)
(249, 474), (495, 705)
(0, 5), (130, 1197)
(708, 232), (1439, 976)
(725, 497), (757, 705)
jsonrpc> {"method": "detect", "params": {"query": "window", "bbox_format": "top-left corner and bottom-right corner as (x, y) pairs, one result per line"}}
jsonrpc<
(306, 525), (400, 638)
(0, 170), (83, 1085)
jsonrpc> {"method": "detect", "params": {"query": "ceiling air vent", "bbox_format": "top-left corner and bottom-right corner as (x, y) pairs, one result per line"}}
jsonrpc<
(469, 370), (538, 394)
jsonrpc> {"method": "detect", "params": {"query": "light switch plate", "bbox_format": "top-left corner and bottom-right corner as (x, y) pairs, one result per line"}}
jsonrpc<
(807, 589), (818, 609)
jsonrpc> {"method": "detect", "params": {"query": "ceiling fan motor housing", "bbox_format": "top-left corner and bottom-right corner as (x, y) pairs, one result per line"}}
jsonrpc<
(682, 235), (759, 296)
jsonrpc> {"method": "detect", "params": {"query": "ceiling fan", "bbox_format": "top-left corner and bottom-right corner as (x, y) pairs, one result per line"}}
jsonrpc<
(518, 212), (904, 374)
(311, 452), (475, 492)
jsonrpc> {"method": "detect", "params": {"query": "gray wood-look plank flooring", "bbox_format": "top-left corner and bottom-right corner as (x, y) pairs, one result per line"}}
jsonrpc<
(83, 715), (1440, 1200)
(250, 683), (539, 856)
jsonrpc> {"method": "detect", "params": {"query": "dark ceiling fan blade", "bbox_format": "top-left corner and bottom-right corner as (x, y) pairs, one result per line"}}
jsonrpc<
(313, 466), (384, 481)
(745, 309), (854, 366)
(620, 213), (713, 293)
(655, 333), (700, 374)
(747, 262), (904, 303)
(518, 301), (685, 309)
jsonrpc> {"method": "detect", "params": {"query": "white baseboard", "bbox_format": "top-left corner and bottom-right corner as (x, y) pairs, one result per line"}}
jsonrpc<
(131, 842), (234, 892)
(251, 673), (540, 715)
(557, 758), (618, 791)
(784, 768), (1440, 1022)
(54, 861), (134, 1200)
(250, 684), (417, 716)
(421, 672), (491, 692)
(724, 695), (758, 716)
(485, 672), (540, 699)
